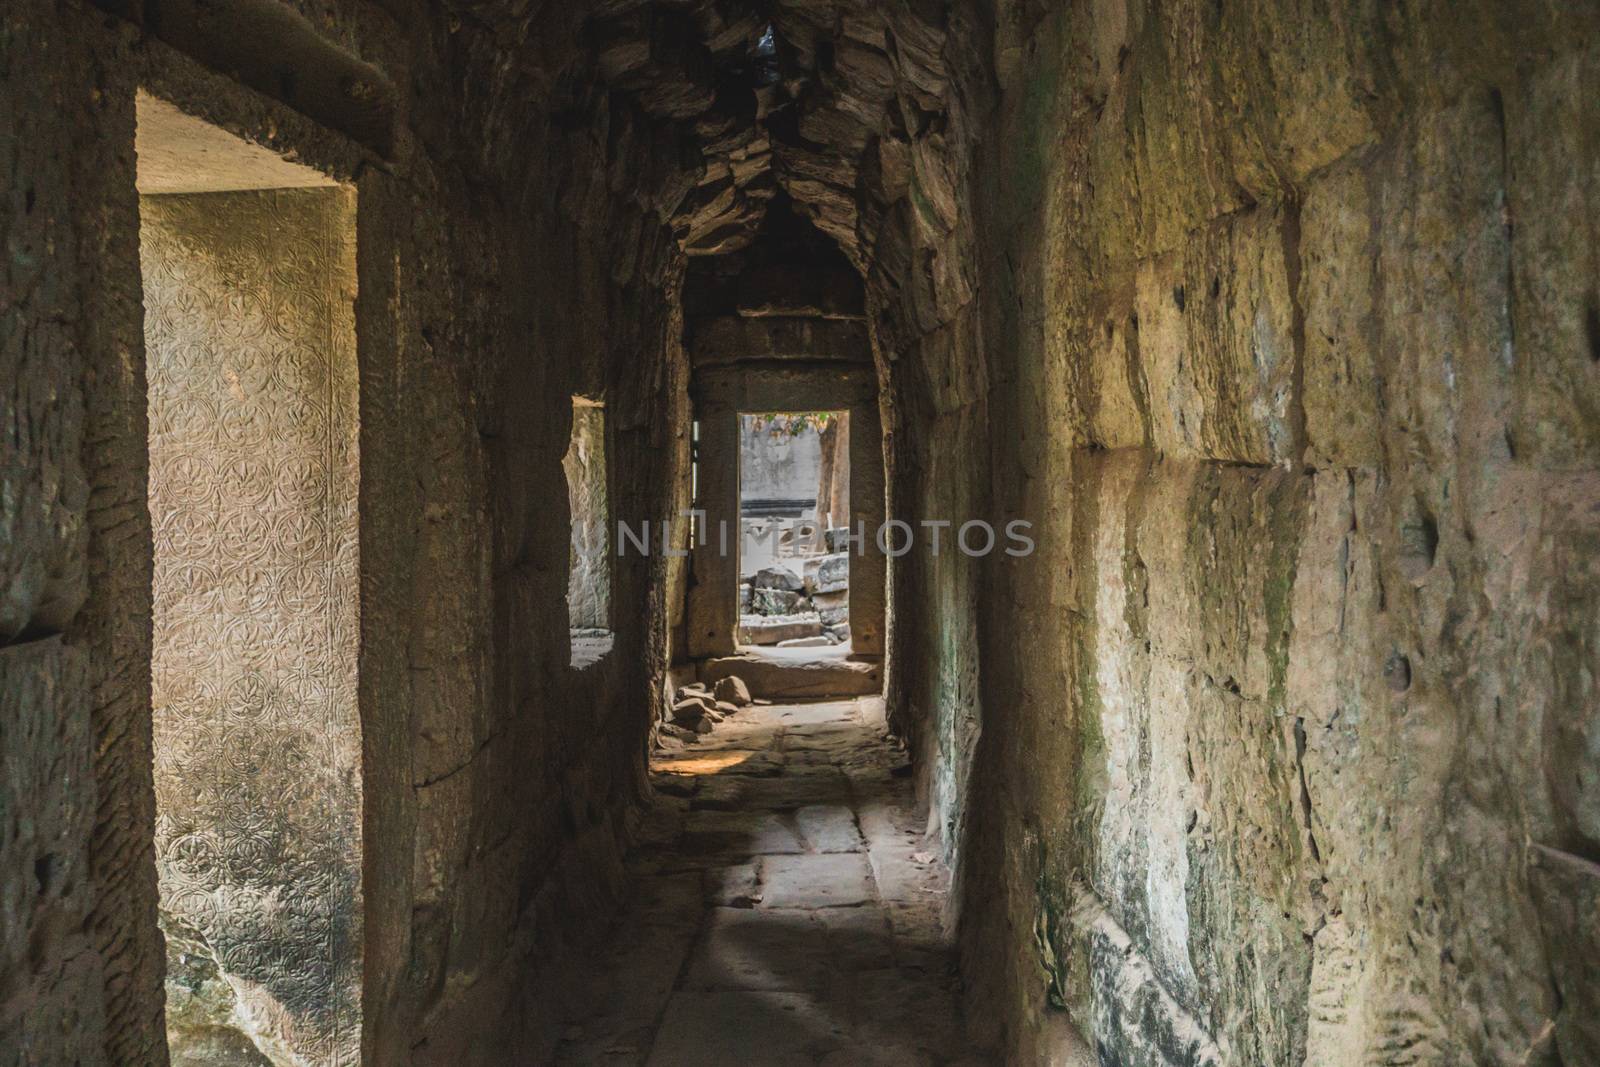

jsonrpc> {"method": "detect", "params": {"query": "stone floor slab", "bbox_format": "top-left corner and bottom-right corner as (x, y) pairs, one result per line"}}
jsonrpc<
(684, 907), (832, 991)
(683, 809), (804, 857)
(741, 772), (851, 811)
(796, 804), (866, 853)
(817, 904), (896, 972)
(844, 968), (966, 1051)
(688, 775), (749, 810)
(773, 701), (861, 725)
(645, 992), (850, 1067)
(703, 862), (761, 907)
(761, 853), (876, 909)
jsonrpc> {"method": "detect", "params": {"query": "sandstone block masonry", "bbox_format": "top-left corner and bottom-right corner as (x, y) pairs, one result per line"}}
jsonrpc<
(942, 4), (1600, 1065)
(4, 1), (1598, 1065)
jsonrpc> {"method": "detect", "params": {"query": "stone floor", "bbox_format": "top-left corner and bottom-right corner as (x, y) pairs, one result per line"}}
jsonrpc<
(553, 697), (986, 1066)
(701, 648), (883, 700)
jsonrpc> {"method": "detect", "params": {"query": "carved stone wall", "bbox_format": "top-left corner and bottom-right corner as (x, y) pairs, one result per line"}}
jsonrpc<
(739, 417), (823, 509)
(141, 188), (361, 1065)
(564, 401), (610, 633)
(5, 1), (699, 1060)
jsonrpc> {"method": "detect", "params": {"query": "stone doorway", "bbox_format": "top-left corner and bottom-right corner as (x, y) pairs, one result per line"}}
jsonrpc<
(684, 360), (885, 696)
(135, 93), (362, 1066)
(737, 411), (850, 655)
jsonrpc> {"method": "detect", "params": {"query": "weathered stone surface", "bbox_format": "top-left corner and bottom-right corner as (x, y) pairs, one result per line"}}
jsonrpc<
(142, 187), (362, 1064)
(749, 586), (804, 615)
(1300, 160), (1381, 469)
(751, 564), (804, 592)
(705, 650), (882, 699)
(738, 613), (823, 644)
(557, 699), (981, 1062)
(673, 694), (716, 716)
(0, 639), (104, 1065)
(811, 590), (849, 625)
(683, 811), (804, 858)
(803, 552), (850, 594)
(761, 854), (875, 909)
(1134, 208), (1296, 465)
(10, 1), (1600, 1065)
(931, 6), (1600, 1065)
(795, 805), (865, 854)
(647, 992), (848, 1066)
(743, 773), (855, 812)
(671, 705), (717, 737)
(690, 316), (871, 366)
(564, 401), (611, 631)
(704, 863), (762, 908)
(684, 907), (831, 991)
(713, 675), (752, 705)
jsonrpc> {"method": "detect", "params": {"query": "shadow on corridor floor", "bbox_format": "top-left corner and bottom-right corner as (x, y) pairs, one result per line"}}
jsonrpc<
(552, 699), (987, 1066)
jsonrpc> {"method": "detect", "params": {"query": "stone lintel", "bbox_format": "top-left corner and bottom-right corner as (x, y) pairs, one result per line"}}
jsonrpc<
(690, 316), (872, 368)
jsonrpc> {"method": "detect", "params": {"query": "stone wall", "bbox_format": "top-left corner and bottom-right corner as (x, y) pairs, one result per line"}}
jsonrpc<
(8, 0), (1600, 1063)
(740, 418), (824, 510)
(142, 187), (361, 1064)
(2, 7), (159, 1061)
(564, 402), (611, 633)
(1, 1), (693, 1063)
(941, 0), (1600, 1063)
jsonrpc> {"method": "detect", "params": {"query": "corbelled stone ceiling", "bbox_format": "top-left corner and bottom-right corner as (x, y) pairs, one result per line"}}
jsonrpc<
(582, 0), (951, 259)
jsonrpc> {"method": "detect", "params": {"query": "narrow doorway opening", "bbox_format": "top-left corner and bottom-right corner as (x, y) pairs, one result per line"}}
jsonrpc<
(737, 411), (850, 657)
(564, 396), (613, 667)
(135, 92), (362, 1065)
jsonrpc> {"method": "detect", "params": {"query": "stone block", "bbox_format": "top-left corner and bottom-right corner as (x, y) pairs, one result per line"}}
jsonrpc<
(752, 564), (804, 592)
(646, 991), (848, 1066)
(1082, 293), (1149, 451)
(1301, 159), (1381, 469)
(690, 316), (871, 366)
(683, 811), (805, 858)
(1507, 46), (1600, 469)
(803, 552), (850, 594)
(713, 675), (752, 705)
(704, 864), (762, 908)
(738, 613), (824, 645)
(683, 907), (830, 992)
(812, 589), (849, 625)
(750, 586), (804, 615)
(760, 854), (876, 909)
(795, 805), (865, 853)
(703, 652), (882, 700)
(1136, 205), (1297, 465)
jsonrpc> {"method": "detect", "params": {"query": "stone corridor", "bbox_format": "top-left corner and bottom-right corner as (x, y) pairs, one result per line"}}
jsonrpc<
(553, 699), (988, 1066)
(8, 0), (1600, 1063)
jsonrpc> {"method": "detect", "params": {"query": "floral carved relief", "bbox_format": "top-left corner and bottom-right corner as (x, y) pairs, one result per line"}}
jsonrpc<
(142, 188), (360, 1066)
